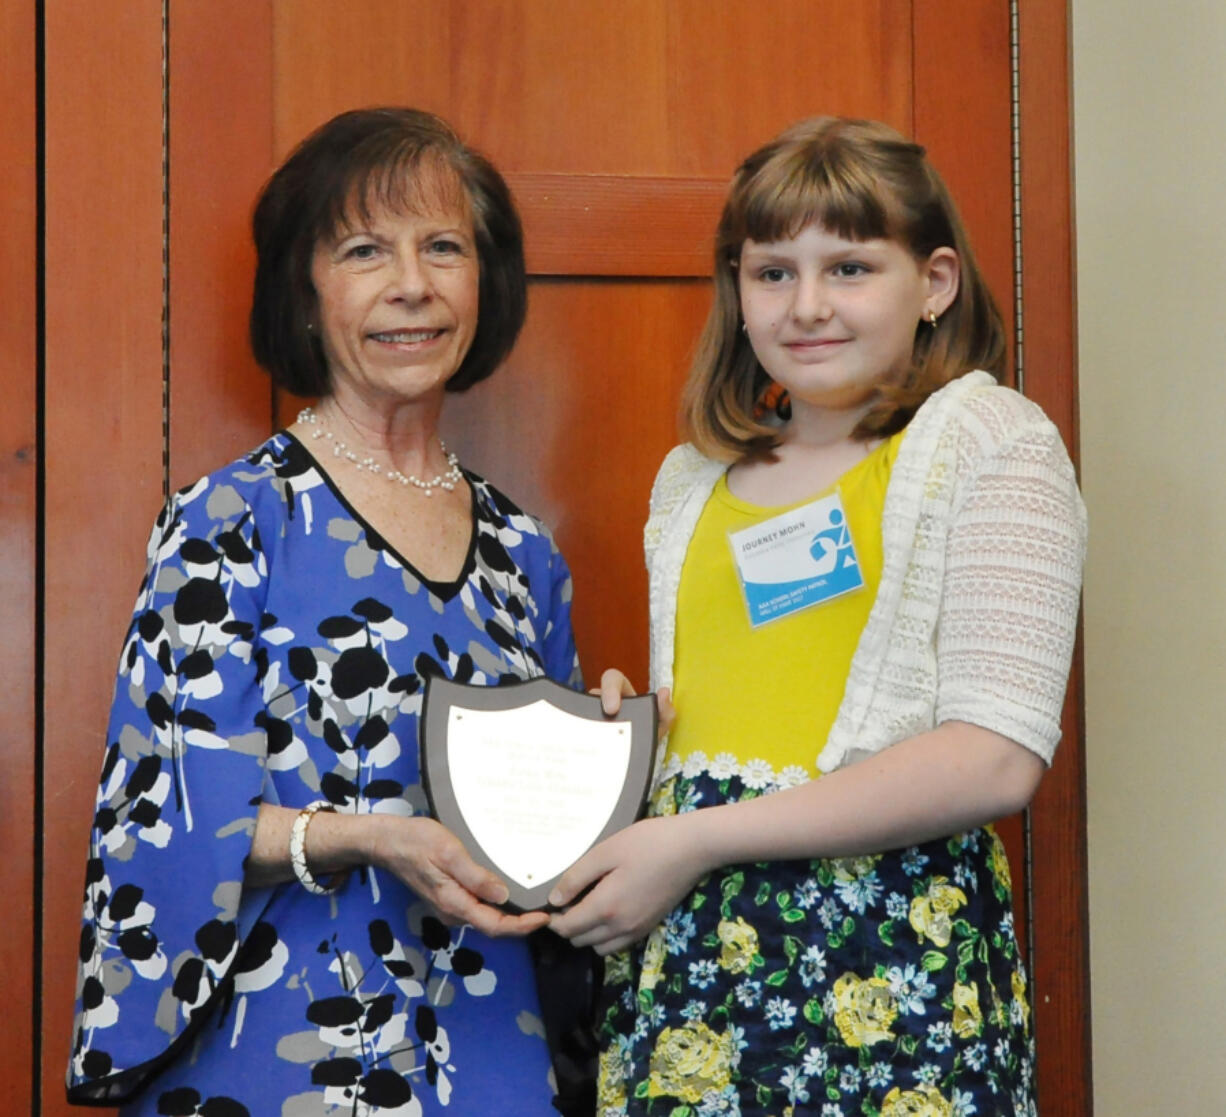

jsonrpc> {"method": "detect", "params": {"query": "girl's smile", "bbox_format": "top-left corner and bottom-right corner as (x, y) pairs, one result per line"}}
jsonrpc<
(782, 336), (851, 357)
(738, 223), (958, 422)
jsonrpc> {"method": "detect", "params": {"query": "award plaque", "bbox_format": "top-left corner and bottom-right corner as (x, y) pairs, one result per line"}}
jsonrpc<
(420, 676), (658, 912)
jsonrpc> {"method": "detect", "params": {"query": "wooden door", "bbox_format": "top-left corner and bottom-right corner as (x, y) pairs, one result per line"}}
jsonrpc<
(34, 2), (1088, 1113)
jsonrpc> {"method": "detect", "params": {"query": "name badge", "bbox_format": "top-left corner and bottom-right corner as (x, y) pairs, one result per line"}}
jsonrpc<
(728, 491), (864, 626)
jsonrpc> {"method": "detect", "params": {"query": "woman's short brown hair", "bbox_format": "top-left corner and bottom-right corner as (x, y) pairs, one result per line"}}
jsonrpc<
(250, 107), (526, 397)
(683, 117), (1006, 459)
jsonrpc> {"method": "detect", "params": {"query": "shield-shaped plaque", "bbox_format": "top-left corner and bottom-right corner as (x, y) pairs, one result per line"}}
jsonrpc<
(420, 676), (658, 911)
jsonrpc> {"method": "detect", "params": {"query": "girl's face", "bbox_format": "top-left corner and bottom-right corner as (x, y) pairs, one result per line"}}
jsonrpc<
(738, 223), (958, 416)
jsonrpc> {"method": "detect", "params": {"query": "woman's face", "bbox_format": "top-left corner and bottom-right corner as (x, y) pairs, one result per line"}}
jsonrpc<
(310, 198), (479, 410)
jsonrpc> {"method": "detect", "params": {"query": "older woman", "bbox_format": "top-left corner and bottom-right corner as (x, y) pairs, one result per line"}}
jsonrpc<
(68, 108), (582, 1115)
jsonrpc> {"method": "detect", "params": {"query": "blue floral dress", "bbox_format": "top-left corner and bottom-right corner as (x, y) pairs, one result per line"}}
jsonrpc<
(597, 774), (1034, 1117)
(68, 433), (582, 1116)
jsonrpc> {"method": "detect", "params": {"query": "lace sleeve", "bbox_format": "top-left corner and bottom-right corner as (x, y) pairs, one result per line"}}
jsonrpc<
(643, 445), (703, 559)
(934, 395), (1088, 763)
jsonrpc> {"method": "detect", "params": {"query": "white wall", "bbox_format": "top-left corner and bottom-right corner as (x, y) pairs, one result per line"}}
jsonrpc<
(1072, 1), (1226, 1111)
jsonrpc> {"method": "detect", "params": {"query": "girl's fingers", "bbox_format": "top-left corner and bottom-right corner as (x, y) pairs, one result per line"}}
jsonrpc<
(656, 686), (676, 737)
(563, 921), (634, 956)
(565, 925), (606, 950)
(548, 905), (598, 942)
(548, 843), (607, 909)
(597, 667), (637, 715)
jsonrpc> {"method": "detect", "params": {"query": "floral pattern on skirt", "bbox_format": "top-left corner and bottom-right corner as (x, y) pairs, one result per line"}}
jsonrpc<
(597, 772), (1036, 1117)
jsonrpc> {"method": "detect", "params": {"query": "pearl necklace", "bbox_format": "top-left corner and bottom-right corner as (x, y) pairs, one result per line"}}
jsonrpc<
(297, 407), (463, 497)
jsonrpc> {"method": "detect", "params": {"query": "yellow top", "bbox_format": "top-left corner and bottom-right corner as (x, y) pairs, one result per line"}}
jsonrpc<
(664, 432), (902, 782)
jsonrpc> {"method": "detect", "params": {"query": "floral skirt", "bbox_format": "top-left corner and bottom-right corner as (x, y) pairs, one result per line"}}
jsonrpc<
(596, 773), (1036, 1117)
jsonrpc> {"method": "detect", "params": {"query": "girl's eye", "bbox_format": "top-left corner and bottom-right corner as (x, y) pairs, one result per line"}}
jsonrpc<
(758, 266), (790, 283)
(833, 261), (869, 278)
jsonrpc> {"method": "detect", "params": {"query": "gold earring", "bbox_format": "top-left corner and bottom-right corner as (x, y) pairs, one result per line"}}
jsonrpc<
(927, 310), (939, 328)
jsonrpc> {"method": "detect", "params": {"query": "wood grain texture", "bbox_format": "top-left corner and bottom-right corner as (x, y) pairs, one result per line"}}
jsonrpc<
(168, 0), (276, 489)
(510, 174), (726, 276)
(273, 0), (455, 162)
(275, 1), (910, 178)
(1016, 1), (1092, 1113)
(0, 2), (37, 1110)
(665, 0), (913, 174)
(449, 0), (672, 173)
(913, 0), (1016, 380)
(41, 4), (165, 1113)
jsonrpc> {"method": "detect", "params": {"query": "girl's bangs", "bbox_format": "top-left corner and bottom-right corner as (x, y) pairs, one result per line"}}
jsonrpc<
(738, 160), (897, 246)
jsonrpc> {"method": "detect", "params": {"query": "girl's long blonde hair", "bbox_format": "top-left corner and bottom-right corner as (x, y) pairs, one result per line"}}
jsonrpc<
(683, 117), (1006, 460)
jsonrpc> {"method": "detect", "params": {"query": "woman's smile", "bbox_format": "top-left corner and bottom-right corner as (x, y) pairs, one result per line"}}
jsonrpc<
(368, 327), (447, 346)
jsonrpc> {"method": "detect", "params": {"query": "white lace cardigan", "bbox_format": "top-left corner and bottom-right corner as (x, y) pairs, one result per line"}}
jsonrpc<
(644, 371), (1087, 778)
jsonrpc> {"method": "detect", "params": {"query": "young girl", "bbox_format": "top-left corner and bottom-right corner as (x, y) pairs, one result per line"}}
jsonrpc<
(549, 118), (1086, 1116)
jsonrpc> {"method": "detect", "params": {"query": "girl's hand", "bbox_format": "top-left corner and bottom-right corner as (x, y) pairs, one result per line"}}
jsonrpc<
(593, 667), (676, 736)
(548, 814), (708, 954)
(369, 815), (549, 938)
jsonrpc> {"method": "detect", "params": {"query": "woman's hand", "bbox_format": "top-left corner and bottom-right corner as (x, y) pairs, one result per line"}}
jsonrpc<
(247, 805), (547, 936)
(369, 815), (549, 937)
(547, 814), (709, 954)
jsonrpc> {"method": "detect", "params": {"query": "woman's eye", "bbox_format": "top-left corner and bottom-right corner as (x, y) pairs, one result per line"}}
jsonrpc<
(428, 237), (464, 256)
(345, 243), (379, 261)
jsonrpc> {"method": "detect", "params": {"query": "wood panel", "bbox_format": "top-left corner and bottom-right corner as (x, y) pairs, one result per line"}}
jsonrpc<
(0, 1), (38, 1111)
(663, 0), (913, 174)
(913, 0), (1016, 381)
(450, 0), (672, 173)
(511, 174), (726, 277)
(451, 0), (911, 174)
(167, 1), (275, 490)
(1017, 1), (1093, 1113)
(273, 1), (911, 179)
(272, 0), (455, 160)
(41, 4), (166, 1113)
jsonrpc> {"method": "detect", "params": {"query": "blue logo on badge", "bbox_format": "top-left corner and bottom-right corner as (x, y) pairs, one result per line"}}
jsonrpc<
(808, 508), (859, 574)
